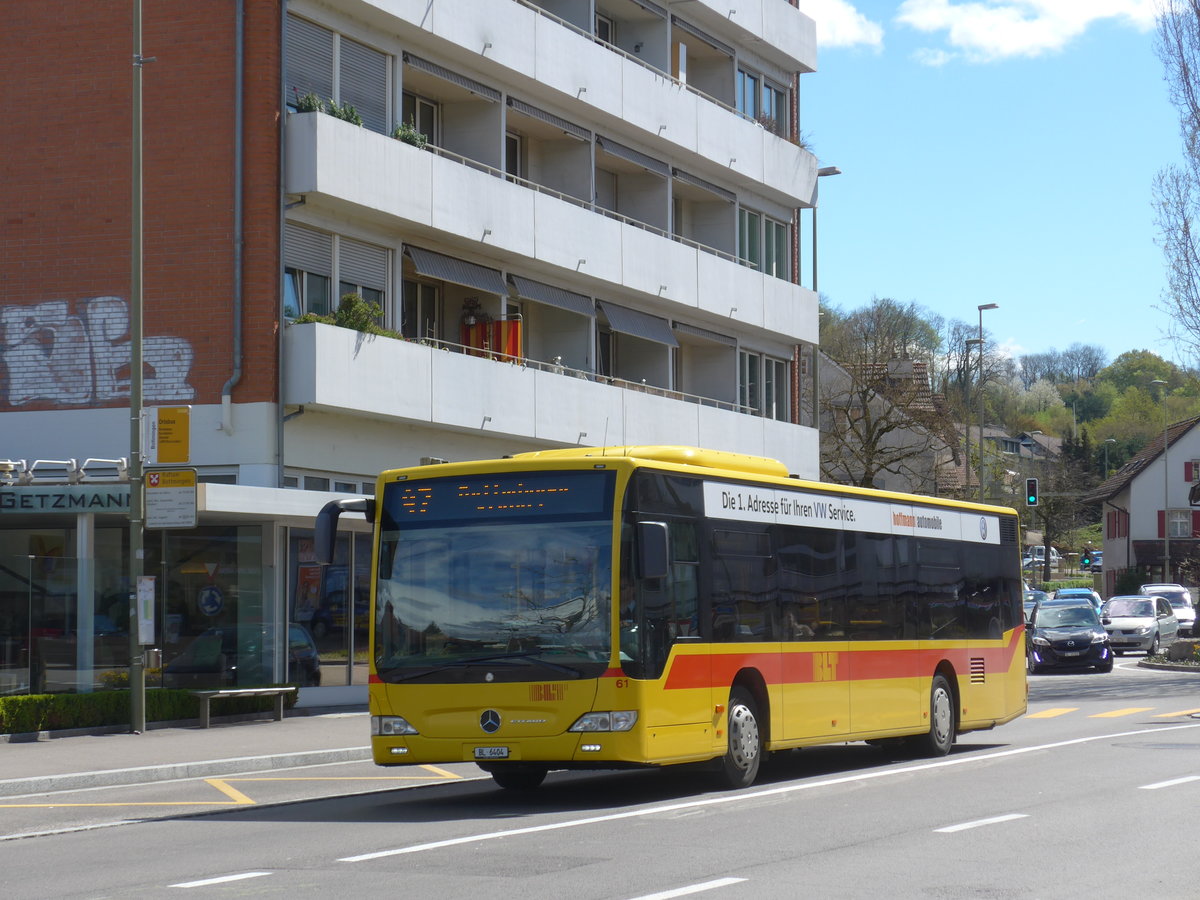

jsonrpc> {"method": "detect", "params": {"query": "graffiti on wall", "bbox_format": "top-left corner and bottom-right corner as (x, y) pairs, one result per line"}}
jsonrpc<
(1, 296), (194, 407)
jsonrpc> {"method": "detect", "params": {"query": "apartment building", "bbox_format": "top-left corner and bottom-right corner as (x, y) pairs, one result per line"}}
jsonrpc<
(1, 0), (821, 697)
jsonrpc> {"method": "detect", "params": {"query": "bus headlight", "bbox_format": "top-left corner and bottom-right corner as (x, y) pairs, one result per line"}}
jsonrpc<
(372, 715), (419, 736)
(568, 711), (638, 732)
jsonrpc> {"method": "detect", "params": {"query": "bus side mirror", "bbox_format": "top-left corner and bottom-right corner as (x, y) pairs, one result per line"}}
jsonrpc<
(314, 498), (374, 565)
(636, 521), (669, 580)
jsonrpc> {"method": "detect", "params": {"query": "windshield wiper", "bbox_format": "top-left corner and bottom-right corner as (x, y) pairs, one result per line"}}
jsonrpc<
(457, 651), (585, 678)
(383, 651), (586, 682)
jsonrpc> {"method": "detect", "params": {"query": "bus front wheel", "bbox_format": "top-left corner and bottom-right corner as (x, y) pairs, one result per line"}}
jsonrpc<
(487, 765), (548, 791)
(718, 686), (762, 789)
(909, 674), (955, 757)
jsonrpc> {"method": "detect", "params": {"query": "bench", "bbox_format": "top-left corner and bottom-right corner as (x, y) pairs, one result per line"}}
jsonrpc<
(191, 687), (297, 728)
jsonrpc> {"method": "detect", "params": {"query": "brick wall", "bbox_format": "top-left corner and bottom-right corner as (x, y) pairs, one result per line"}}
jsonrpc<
(1, 1), (281, 412)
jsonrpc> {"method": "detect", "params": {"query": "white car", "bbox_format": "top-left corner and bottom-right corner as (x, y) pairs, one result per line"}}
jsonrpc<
(1139, 584), (1195, 636)
(1102, 595), (1179, 655)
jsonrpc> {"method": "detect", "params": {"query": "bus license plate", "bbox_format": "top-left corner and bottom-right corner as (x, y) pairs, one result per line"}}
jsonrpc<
(474, 746), (509, 760)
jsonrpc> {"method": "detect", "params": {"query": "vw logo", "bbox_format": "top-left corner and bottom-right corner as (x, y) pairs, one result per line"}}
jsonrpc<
(480, 709), (501, 734)
(978, 517), (988, 540)
(1067, 641), (1076, 648)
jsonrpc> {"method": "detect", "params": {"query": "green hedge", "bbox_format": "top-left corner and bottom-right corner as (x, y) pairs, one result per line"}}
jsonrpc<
(0, 687), (298, 736)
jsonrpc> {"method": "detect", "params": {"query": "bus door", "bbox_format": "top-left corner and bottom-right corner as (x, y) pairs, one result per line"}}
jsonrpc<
(777, 528), (850, 740)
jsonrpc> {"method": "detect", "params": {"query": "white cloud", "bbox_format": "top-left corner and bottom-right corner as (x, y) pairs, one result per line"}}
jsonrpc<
(798, 0), (886, 49)
(895, 0), (1158, 63)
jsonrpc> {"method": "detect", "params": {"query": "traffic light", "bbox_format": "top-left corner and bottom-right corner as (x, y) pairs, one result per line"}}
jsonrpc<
(1081, 550), (1093, 568)
(1026, 477), (1039, 506)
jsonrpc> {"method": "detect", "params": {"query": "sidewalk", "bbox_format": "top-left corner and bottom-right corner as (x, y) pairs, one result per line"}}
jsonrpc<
(0, 685), (371, 799)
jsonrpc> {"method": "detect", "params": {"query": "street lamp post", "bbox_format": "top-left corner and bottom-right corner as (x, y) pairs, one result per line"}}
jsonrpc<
(965, 338), (983, 500)
(1103, 437), (1116, 480)
(976, 303), (998, 504)
(810, 165), (841, 431)
(1151, 380), (1169, 581)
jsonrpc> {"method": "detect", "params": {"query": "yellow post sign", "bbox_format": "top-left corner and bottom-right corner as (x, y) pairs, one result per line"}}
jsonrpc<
(149, 406), (190, 465)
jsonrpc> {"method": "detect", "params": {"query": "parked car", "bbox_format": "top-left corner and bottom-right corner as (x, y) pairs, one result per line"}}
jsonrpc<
(1101, 595), (1179, 656)
(1023, 589), (1048, 622)
(1088, 551), (1103, 573)
(1139, 583), (1196, 637)
(1052, 587), (1103, 614)
(1027, 602), (1113, 673)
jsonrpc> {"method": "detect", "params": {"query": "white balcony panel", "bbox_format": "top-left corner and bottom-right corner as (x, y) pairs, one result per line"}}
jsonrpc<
(764, 137), (817, 205)
(763, 280), (817, 345)
(286, 112), (435, 228)
(692, 0), (817, 72)
(620, 225), (698, 309)
(696, 253), (765, 330)
(533, 375), (626, 445)
(284, 323), (816, 468)
(533, 12), (623, 118)
(374, 0), (538, 71)
(431, 350), (538, 435)
(620, 63), (700, 155)
(532, 192), (623, 284)
(284, 323), (434, 421)
(696, 101), (763, 187)
(430, 156), (537, 258)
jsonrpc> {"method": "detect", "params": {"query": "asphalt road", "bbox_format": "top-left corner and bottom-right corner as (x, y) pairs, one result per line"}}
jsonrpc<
(3, 658), (1198, 899)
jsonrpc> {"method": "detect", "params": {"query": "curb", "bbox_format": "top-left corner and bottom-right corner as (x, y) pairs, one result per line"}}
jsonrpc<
(0, 744), (372, 799)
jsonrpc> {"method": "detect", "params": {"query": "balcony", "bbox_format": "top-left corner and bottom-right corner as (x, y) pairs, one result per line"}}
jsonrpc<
(285, 112), (818, 344)
(283, 323), (818, 475)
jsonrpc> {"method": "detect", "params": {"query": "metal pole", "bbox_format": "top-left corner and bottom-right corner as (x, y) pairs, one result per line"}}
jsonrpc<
(129, 0), (148, 733)
(1152, 381), (1169, 582)
(976, 304), (997, 504)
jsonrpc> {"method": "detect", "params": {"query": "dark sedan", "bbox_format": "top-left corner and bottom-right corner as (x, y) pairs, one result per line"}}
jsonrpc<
(1027, 602), (1113, 674)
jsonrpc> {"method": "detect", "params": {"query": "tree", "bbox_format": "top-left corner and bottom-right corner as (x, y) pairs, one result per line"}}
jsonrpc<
(818, 299), (956, 492)
(1155, 0), (1200, 354)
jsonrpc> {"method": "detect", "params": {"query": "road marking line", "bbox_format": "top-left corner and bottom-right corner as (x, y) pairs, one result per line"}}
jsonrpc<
(1089, 708), (1154, 718)
(1140, 775), (1200, 790)
(1025, 708), (1077, 718)
(1155, 709), (1200, 718)
(205, 780), (255, 805)
(628, 878), (747, 899)
(338, 721), (1200, 864)
(935, 814), (1028, 833)
(170, 872), (271, 888)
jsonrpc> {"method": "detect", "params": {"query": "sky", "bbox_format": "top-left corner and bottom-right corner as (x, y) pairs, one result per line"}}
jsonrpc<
(796, 0), (1184, 367)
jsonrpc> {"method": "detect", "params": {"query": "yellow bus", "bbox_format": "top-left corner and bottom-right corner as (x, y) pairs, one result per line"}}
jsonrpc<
(316, 446), (1026, 791)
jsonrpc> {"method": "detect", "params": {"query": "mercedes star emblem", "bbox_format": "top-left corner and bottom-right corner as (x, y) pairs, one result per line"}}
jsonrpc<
(480, 709), (501, 734)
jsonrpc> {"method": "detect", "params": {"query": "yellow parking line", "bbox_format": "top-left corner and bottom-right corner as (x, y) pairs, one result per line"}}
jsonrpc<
(1089, 707), (1154, 718)
(1025, 708), (1078, 718)
(1154, 708), (1200, 718)
(205, 779), (256, 805)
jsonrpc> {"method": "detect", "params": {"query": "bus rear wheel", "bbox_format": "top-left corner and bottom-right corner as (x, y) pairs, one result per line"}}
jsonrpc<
(908, 674), (955, 757)
(718, 687), (762, 789)
(487, 765), (548, 791)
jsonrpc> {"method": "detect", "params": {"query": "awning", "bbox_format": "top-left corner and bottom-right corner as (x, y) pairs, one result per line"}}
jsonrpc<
(672, 167), (735, 203)
(598, 301), (678, 347)
(403, 52), (500, 102)
(671, 15), (734, 57)
(673, 321), (736, 347)
(510, 276), (594, 317)
(596, 136), (669, 177)
(405, 247), (508, 295)
(507, 97), (590, 142)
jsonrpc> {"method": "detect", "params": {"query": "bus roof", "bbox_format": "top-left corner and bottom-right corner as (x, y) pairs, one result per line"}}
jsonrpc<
(509, 445), (791, 479)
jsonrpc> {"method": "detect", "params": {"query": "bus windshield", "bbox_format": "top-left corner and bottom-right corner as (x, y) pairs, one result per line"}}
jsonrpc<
(374, 470), (616, 682)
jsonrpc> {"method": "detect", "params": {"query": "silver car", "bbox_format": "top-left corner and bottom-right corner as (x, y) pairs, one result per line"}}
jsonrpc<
(1102, 595), (1179, 655)
(1139, 584), (1195, 637)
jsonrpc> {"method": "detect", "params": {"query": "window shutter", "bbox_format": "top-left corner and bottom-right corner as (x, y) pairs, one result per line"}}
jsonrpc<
(1106, 510), (1113, 538)
(284, 223), (332, 275)
(1187, 461), (1194, 482)
(340, 36), (388, 134)
(340, 237), (388, 292)
(1158, 510), (1165, 538)
(286, 15), (334, 108)
(1193, 510), (1200, 537)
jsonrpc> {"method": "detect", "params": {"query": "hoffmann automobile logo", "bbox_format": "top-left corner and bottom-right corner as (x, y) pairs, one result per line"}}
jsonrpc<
(480, 709), (501, 733)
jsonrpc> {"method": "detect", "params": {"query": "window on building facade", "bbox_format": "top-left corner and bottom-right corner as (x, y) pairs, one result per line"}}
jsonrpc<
(285, 15), (388, 133)
(1169, 509), (1191, 538)
(763, 217), (789, 280)
(595, 13), (614, 44)
(284, 224), (333, 318)
(402, 91), (439, 144)
(401, 280), (440, 340)
(505, 131), (523, 181)
(338, 237), (388, 317)
(738, 209), (761, 269)
(736, 69), (759, 119)
(760, 81), (787, 135)
(739, 350), (789, 420)
(1191, 459), (1200, 482)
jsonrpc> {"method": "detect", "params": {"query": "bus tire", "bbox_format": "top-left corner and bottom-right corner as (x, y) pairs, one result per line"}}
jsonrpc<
(488, 765), (548, 791)
(910, 673), (955, 757)
(718, 686), (762, 788)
